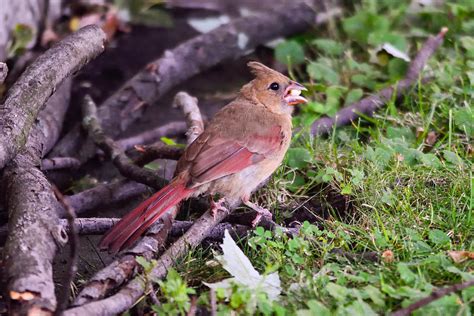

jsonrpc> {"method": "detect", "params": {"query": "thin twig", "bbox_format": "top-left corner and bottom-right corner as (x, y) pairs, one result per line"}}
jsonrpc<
(41, 157), (81, 171)
(132, 143), (184, 166)
(173, 92), (204, 145)
(116, 121), (188, 151)
(210, 289), (217, 316)
(391, 279), (474, 316)
(81, 95), (168, 190)
(53, 187), (79, 315)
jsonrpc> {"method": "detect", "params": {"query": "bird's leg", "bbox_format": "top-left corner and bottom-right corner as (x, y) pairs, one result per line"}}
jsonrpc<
(242, 198), (273, 227)
(210, 197), (229, 220)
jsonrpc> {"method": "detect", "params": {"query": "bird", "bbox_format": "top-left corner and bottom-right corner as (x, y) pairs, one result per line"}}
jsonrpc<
(100, 61), (307, 253)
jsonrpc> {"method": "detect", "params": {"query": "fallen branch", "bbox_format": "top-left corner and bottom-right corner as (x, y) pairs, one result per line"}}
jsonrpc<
(117, 121), (187, 151)
(65, 180), (150, 216)
(0, 25), (106, 169)
(49, 1), (317, 162)
(53, 187), (79, 316)
(132, 143), (184, 166)
(71, 92), (206, 307)
(391, 278), (474, 316)
(65, 209), (232, 315)
(311, 27), (448, 135)
(2, 80), (73, 315)
(173, 92), (204, 145)
(81, 95), (168, 190)
(41, 157), (81, 171)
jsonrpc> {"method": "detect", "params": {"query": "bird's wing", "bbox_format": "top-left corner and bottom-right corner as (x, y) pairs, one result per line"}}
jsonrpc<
(182, 124), (284, 187)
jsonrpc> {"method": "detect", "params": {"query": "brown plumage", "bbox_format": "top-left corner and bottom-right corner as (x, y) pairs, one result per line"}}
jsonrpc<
(100, 61), (307, 253)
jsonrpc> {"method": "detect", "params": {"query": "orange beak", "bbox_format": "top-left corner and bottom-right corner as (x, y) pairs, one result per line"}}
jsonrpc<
(284, 81), (308, 105)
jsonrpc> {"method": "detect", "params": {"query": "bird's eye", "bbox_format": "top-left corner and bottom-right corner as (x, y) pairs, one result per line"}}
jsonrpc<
(269, 82), (279, 91)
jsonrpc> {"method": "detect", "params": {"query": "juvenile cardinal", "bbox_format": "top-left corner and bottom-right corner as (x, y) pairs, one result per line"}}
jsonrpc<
(100, 61), (307, 252)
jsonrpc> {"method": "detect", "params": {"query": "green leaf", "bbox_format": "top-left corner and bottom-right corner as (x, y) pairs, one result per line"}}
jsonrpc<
(307, 62), (340, 84)
(344, 300), (378, 316)
(419, 153), (442, 169)
(307, 300), (331, 316)
(363, 285), (385, 307)
(286, 148), (312, 169)
(342, 12), (390, 44)
(428, 229), (451, 246)
(460, 36), (474, 58)
(326, 283), (349, 302)
(388, 58), (409, 80)
(275, 40), (305, 65)
(136, 256), (153, 272)
(442, 150), (463, 167)
(453, 107), (474, 137)
(368, 32), (408, 51)
(312, 39), (344, 56)
(345, 89), (364, 106)
(7, 24), (34, 57)
(397, 263), (417, 284)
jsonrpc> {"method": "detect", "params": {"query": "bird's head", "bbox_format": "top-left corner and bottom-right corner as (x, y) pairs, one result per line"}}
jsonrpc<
(241, 61), (307, 114)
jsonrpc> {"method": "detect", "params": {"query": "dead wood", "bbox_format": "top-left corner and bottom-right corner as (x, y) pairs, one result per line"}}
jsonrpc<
(65, 180), (150, 216)
(65, 209), (232, 315)
(81, 95), (168, 190)
(311, 27), (448, 135)
(53, 187), (79, 316)
(0, 25), (106, 169)
(173, 92), (204, 145)
(116, 121), (188, 151)
(391, 278), (474, 316)
(2, 80), (72, 315)
(49, 1), (317, 163)
(132, 143), (184, 166)
(41, 157), (81, 170)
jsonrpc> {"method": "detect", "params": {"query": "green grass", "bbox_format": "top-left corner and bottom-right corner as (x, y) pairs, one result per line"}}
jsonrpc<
(138, 1), (474, 315)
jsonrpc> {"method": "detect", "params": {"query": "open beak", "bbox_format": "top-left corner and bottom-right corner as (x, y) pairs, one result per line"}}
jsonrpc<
(284, 81), (308, 106)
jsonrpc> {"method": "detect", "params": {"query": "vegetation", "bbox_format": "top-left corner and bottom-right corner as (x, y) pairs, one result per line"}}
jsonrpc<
(141, 1), (473, 314)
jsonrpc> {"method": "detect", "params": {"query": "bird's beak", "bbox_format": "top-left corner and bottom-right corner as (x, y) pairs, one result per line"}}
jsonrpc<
(284, 81), (308, 106)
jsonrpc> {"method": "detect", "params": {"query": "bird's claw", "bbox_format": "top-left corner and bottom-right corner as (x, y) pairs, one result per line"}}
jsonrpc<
(210, 198), (229, 220)
(251, 206), (272, 227)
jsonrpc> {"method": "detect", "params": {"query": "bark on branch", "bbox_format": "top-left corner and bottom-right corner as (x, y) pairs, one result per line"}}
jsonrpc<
(49, 1), (317, 162)
(0, 25), (106, 169)
(65, 209), (232, 315)
(311, 27), (448, 135)
(2, 80), (72, 315)
(81, 95), (169, 190)
(173, 92), (204, 145)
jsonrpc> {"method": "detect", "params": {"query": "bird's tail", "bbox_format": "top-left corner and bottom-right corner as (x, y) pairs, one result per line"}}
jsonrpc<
(99, 179), (193, 253)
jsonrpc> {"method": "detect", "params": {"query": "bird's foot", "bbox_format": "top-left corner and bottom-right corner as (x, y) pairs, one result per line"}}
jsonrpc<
(243, 200), (273, 227)
(210, 198), (229, 220)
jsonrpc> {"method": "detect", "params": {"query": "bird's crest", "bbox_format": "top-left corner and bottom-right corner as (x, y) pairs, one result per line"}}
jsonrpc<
(247, 61), (282, 78)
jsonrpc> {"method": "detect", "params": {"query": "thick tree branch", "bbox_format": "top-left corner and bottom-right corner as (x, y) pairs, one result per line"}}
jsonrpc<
(2, 80), (72, 315)
(49, 1), (317, 162)
(0, 25), (106, 169)
(311, 27), (448, 135)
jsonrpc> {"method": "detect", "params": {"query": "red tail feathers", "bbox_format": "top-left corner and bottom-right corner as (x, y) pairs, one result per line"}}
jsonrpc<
(99, 180), (193, 253)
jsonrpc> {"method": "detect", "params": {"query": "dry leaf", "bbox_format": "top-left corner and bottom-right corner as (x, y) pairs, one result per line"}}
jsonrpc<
(448, 251), (474, 263)
(204, 230), (281, 300)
